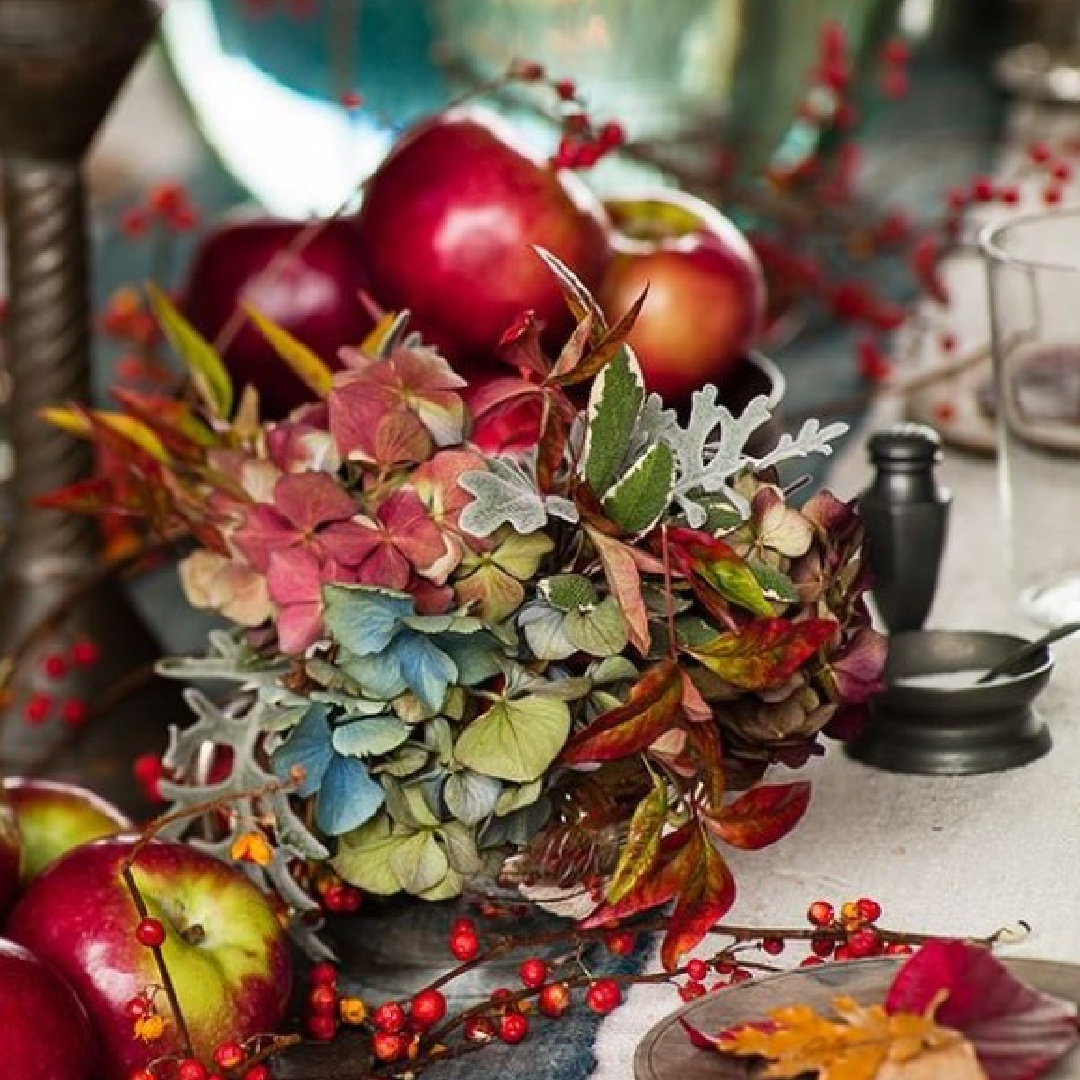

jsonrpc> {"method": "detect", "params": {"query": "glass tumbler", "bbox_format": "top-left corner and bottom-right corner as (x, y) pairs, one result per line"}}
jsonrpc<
(982, 208), (1080, 625)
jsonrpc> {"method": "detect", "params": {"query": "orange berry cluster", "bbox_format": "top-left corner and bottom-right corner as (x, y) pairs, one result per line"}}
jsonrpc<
(799, 896), (912, 968)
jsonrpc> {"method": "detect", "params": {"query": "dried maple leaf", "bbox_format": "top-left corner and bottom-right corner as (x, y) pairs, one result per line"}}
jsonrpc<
(716, 996), (976, 1080)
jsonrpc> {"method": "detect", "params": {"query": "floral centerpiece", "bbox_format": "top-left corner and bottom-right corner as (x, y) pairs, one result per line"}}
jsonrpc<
(45, 253), (884, 968)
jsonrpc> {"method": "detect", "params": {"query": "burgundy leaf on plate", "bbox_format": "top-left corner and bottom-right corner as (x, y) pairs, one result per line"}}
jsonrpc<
(886, 939), (1078, 1080)
(679, 1017), (775, 1051)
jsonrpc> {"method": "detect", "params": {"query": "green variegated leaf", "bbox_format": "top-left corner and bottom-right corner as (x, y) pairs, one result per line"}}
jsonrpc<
(606, 772), (667, 905)
(562, 598), (629, 657)
(543, 573), (599, 612)
(455, 696), (571, 783)
(582, 349), (645, 497)
(749, 560), (799, 603)
(147, 282), (234, 420)
(602, 442), (675, 535)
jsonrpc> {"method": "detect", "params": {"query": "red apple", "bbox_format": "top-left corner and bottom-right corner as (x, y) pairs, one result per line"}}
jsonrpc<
(0, 785), (19, 914)
(4, 777), (131, 884)
(0, 936), (99, 1080)
(353, 107), (612, 377)
(598, 189), (766, 401)
(5, 837), (291, 1080)
(183, 212), (375, 418)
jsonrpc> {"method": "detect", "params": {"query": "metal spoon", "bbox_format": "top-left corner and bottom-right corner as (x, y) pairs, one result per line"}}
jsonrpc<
(976, 621), (1080, 684)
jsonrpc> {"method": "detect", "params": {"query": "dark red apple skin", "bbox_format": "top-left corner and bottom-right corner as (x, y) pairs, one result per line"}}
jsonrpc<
(4, 777), (131, 884)
(599, 190), (766, 402)
(6, 837), (292, 1080)
(0, 937), (99, 1080)
(353, 108), (612, 377)
(183, 214), (375, 418)
(0, 786), (19, 915)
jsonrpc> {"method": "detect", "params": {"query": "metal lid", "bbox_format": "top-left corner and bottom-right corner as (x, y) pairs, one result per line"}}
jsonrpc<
(867, 422), (943, 467)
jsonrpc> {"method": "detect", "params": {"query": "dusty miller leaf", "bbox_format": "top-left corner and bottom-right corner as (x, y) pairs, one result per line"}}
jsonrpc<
(753, 417), (849, 472)
(459, 456), (578, 538)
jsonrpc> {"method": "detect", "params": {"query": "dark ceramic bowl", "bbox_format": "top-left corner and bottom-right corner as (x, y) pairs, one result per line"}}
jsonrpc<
(846, 629), (1054, 775)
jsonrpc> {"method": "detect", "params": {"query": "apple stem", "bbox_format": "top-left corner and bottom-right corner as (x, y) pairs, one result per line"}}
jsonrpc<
(180, 923), (206, 947)
(120, 861), (196, 1056)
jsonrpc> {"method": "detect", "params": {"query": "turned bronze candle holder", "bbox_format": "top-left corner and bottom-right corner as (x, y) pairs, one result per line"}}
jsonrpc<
(0, 0), (184, 815)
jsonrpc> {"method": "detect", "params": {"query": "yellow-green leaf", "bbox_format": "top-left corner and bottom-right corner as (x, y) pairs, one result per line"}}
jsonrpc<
(244, 303), (333, 397)
(95, 413), (169, 463)
(606, 772), (667, 905)
(146, 281), (234, 419)
(38, 405), (92, 437)
(454, 695), (571, 783)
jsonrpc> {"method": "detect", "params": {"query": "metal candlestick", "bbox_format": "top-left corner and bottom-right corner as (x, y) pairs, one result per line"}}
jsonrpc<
(0, 0), (183, 815)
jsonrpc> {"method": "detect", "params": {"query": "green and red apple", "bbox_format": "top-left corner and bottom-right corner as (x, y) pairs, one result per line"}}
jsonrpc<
(0, 936), (99, 1080)
(5, 837), (291, 1080)
(4, 777), (131, 884)
(599, 189), (766, 402)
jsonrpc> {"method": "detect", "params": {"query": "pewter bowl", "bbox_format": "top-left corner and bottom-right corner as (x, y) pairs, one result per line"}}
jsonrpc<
(846, 630), (1054, 775)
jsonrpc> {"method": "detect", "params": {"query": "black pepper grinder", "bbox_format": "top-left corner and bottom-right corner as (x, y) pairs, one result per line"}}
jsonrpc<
(859, 422), (951, 634)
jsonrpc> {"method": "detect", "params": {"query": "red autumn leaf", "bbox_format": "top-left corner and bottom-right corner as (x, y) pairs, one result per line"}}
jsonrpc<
(680, 1017), (775, 1051)
(35, 477), (119, 515)
(686, 721), (725, 813)
(690, 617), (837, 691)
(587, 526), (651, 655)
(705, 782), (812, 850)
(111, 387), (216, 462)
(559, 660), (683, 766)
(886, 940), (1079, 1080)
(497, 310), (554, 380)
(661, 835), (736, 970)
(583, 824), (698, 927)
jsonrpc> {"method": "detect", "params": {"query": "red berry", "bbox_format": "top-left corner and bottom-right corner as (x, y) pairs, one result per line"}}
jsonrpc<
(135, 917), (166, 948)
(539, 982), (572, 1018)
(452, 917), (476, 935)
(811, 934), (835, 958)
(212, 1043), (244, 1071)
(847, 927), (881, 959)
(498, 1013), (529, 1044)
(71, 639), (100, 666)
(678, 981), (707, 1002)
(882, 37), (910, 65)
(604, 930), (636, 956)
(686, 958), (709, 982)
(311, 961), (338, 987)
(971, 177), (995, 203)
(800, 955), (825, 968)
(124, 996), (150, 1020)
(60, 697), (91, 728)
(856, 897), (883, 924)
(374, 1001), (408, 1035)
(42, 653), (67, 680)
(463, 1016), (496, 1042)
(1029, 140), (1052, 164)
(585, 978), (622, 1015)
(23, 692), (53, 725)
(599, 121), (625, 149)
(730, 967), (753, 984)
(1044, 184), (1064, 206)
(309, 985), (338, 1017)
(885, 942), (914, 956)
(178, 1061), (208, 1080)
(340, 90), (362, 111)
(807, 901), (835, 927)
(336, 884), (362, 913)
(834, 944), (854, 961)
(373, 1031), (408, 1061)
(761, 936), (785, 956)
(410, 988), (447, 1029)
(307, 1014), (337, 1042)
(244, 1067), (270, 1080)
(518, 957), (549, 989)
(450, 930), (481, 962)
(554, 79), (576, 100)
(130, 1071), (156, 1080)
